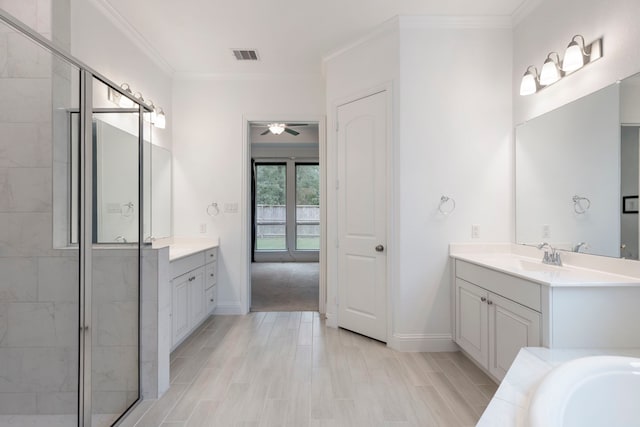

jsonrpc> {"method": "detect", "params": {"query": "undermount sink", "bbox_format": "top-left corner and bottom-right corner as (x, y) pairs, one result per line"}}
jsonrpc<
(528, 356), (640, 427)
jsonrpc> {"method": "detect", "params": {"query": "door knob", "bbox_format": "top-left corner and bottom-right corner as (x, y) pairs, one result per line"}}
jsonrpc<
(375, 244), (384, 252)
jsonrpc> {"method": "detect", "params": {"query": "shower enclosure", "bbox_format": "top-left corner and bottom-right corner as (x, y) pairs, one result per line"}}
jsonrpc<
(0, 9), (150, 427)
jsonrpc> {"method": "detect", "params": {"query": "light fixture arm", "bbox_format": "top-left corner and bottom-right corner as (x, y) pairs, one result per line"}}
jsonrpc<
(569, 35), (589, 56)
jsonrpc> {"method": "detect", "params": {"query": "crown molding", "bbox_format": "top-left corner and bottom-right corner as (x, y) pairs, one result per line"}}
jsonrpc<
(89, 0), (174, 76)
(398, 15), (512, 29)
(511, 0), (544, 27)
(322, 14), (514, 71)
(322, 16), (400, 67)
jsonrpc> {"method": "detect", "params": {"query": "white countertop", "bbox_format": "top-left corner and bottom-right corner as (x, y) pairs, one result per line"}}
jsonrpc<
(450, 243), (640, 287)
(152, 237), (219, 261)
(477, 347), (640, 427)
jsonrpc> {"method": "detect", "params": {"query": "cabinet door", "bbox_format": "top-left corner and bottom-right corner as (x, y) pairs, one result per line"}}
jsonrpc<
(488, 292), (541, 381)
(172, 273), (190, 347)
(455, 279), (489, 367)
(189, 267), (206, 327)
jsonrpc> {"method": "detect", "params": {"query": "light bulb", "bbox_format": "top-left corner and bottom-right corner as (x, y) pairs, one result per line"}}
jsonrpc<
(562, 41), (585, 73)
(539, 53), (561, 86)
(118, 83), (134, 108)
(519, 67), (538, 96)
(154, 109), (166, 129)
(269, 123), (285, 135)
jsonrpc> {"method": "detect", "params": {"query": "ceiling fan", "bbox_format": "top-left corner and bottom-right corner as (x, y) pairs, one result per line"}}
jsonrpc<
(259, 123), (308, 136)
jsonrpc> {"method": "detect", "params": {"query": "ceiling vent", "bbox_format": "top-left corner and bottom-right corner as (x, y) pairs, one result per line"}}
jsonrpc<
(232, 49), (259, 61)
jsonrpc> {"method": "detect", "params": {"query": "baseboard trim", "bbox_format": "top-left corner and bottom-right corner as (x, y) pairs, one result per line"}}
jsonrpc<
(213, 303), (245, 315)
(388, 333), (458, 352)
(324, 312), (338, 328)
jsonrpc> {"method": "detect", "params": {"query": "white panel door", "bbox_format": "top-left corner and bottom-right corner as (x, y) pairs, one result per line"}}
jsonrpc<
(337, 90), (388, 342)
(456, 279), (489, 367)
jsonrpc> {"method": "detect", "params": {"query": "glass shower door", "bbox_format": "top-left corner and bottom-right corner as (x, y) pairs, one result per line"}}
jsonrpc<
(86, 78), (143, 427)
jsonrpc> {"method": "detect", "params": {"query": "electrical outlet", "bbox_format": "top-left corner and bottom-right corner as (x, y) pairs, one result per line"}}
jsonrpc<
(471, 224), (480, 239)
(224, 202), (239, 213)
(199, 223), (207, 233)
(542, 224), (550, 238)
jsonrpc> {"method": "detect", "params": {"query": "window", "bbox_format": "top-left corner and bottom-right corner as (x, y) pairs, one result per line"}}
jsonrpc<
(254, 160), (319, 258)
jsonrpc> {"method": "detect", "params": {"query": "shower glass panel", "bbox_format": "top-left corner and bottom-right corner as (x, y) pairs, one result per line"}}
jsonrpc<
(0, 17), (80, 425)
(89, 78), (142, 426)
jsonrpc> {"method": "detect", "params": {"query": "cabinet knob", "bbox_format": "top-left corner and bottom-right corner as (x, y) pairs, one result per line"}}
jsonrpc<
(480, 297), (487, 302)
(210, 273), (214, 277)
(210, 298), (214, 302)
(487, 300), (493, 305)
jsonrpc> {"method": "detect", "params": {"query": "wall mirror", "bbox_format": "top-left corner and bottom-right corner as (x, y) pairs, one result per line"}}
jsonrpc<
(515, 73), (640, 259)
(70, 116), (171, 243)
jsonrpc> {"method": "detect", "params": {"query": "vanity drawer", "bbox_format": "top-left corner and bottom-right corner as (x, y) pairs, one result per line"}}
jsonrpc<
(205, 261), (217, 289)
(171, 252), (206, 278)
(456, 260), (541, 312)
(206, 286), (216, 314)
(205, 247), (217, 263)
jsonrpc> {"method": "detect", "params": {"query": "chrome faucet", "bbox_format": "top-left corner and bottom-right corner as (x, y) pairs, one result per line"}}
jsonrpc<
(537, 242), (562, 266)
(573, 242), (588, 253)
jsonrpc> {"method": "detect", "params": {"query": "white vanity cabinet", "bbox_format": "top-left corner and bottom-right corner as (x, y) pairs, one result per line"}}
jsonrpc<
(454, 260), (541, 382)
(170, 246), (218, 349)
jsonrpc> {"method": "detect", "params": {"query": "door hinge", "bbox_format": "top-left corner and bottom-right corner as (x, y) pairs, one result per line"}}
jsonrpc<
(336, 121), (339, 132)
(335, 179), (339, 190)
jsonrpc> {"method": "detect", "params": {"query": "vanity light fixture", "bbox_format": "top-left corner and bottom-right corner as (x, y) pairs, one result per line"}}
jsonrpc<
(268, 123), (286, 135)
(520, 66), (541, 96)
(562, 35), (603, 73)
(106, 83), (167, 128)
(539, 52), (563, 86)
(519, 35), (603, 96)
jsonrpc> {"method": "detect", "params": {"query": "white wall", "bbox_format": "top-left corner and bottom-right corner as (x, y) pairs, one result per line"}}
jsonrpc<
(324, 17), (513, 350)
(172, 76), (324, 313)
(69, 0), (172, 150)
(395, 20), (513, 348)
(513, 0), (640, 125)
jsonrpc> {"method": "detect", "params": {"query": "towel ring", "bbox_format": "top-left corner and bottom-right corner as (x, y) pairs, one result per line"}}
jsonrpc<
(206, 202), (220, 217)
(121, 201), (134, 218)
(438, 195), (456, 215)
(573, 195), (591, 214)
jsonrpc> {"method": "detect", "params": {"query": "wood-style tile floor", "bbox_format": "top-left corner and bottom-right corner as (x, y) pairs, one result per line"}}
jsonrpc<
(121, 312), (497, 427)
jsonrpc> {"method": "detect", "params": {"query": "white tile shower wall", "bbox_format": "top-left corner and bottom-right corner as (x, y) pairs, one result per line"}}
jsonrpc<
(0, 0), (81, 417)
(91, 249), (139, 415)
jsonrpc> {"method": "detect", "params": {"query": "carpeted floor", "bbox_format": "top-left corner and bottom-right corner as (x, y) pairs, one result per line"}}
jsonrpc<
(251, 262), (319, 312)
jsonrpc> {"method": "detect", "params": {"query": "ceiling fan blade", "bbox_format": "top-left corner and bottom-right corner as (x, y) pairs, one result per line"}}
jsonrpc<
(260, 129), (270, 135)
(284, 128), (300, 136)
(285, 123), (308, 127)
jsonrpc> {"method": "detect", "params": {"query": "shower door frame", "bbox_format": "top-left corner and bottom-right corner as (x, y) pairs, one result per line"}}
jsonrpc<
(0, 9), (151, 427)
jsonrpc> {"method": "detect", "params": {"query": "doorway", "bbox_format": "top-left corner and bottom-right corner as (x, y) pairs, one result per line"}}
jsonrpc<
(247, 121), (323, 312)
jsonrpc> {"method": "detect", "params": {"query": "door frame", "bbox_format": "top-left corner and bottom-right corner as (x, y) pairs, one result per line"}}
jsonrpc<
(327, 83), (395, 344)
(242, 114), (327, 314)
